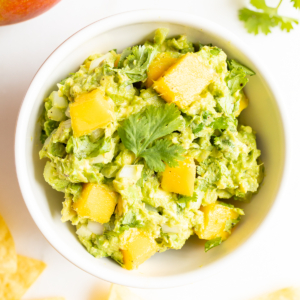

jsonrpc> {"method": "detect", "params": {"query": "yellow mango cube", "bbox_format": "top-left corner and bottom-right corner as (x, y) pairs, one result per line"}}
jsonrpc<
(235, 93), (249, 116)
(161, 157), (196, 196)
(195, 202), (240, 241)
(145, 53), (178, 88)
(153, 53), (215, 108)
(121, 230), (157, 270)
(73, 183), (118, 223)
(70, 89), (114, 137)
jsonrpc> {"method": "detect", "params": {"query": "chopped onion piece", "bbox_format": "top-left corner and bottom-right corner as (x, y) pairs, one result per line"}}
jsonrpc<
(118, 165), (143, 181)
(47, 107), (64, 121)
(90, 128), (104, 140)
(52, 91), (68, 109)
(89, 154), (105, 164)
(161, 224), (180, 234)
(87, 221), (104, 235)
(76, 225), (92, 238)
(61, 118), (72, 129)
(144, 203), (158, 213)
(65, 105), (70, 118)
(89, 53), (109, 71)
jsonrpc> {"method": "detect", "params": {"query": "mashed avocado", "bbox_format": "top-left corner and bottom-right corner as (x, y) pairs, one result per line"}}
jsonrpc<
(39, 28), (264, 269)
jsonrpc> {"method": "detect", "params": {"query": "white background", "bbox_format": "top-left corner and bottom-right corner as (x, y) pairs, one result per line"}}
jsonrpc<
(0, 0), (300, 299)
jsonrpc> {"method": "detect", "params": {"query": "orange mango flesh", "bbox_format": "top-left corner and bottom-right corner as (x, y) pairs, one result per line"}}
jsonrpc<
(145, 53), (178, 88)
(70, 89), (114, 137)
(196, 202), (240, 241)
(235, 93), (249, 116)
(161, 157), (196, 196)
(114, 54), (121, 68)
(73, 183), (118, 224)
(121, 230), (157, 270)
(153, 53), (215, 109)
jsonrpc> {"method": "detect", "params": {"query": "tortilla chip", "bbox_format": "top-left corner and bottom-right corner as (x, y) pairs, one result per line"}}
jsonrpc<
(0, 255), (46, 300)
(0, 214), (17, 274)
(255, 287), (300, 300)
(108, 284), (143, 300)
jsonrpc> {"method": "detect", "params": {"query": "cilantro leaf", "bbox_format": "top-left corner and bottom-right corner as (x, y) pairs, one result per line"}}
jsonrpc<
(140, 139), (185, 172)
(239, 0), (298, 35)
(227, 59), (255, 76)
(176, 193), (198, 209)
(226, 59), (255, 95)
(204, 237), (222, 252)
(291, 0), (300, 9)
(116, 45), (158, 84)
(118, 104), (185, 171)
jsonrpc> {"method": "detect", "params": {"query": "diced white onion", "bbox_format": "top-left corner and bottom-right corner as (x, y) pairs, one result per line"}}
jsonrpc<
(47, 107), (64, 121)
(89, 53), (109, 71)
(43, 134), (52, 147)
(61, 118), (72, 129)
(161, 224), (180, 234)
(125, 84), (133, 91)
(76, 225), (92, 238)
(65, 105), (70, 118)
(87, 221), (104, 235)
(118, 165), (143, 180)
(145, 203), (158, 213)
(90, 128), (104, 140)
(89, 154), (105, 164)
(52, 91), (68, 109)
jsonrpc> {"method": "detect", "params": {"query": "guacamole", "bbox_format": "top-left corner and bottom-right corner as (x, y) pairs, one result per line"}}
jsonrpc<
(39, 28), (263, 270)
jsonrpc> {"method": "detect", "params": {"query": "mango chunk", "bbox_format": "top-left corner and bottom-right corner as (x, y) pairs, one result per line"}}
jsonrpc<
(145, 53), (178, 88)
(161, 157), (196, 196)
(121, 230), (157, 270)
(235, 92), (249, 116)
(195, 202), (240, 241)
(73, 183), (118, 223)
(153, 53), (215, 108)
(70, 89), (114, 137)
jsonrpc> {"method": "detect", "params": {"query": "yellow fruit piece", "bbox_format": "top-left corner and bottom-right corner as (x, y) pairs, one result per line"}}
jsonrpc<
(145, 53), (178, 88)
(114, 54), (121, 68)
(161, 157), (196, 196)
(0, 214), (17, 274)
(196, 202), (240, 241)
(70, 89), (114, 137)
(107, 284), (143, 300)
(73, 183), (118, 223)
(235, 92), (249, 117)
(0, 255), (46, 300)
(153, 53), (215, 108)
(121, 230), (157, 270)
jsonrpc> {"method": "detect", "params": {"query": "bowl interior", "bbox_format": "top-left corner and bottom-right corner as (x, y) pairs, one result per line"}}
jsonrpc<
(17, 13), (285, 288)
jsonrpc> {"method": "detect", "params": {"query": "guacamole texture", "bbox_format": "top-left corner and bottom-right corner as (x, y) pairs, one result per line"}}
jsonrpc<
(39, 28), (263, 270)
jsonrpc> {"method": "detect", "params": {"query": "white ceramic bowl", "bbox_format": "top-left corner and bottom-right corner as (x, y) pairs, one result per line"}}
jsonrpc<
(15, 10), (288, 288)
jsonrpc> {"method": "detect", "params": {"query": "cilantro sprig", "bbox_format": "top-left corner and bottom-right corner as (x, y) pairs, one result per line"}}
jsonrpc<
(239, 0), (299, 35)
(118, 104), (185, 172)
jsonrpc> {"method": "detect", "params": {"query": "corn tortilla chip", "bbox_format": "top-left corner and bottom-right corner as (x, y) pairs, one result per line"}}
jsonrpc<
(0, 255), (46, 300)
(108, 284), (143, 300)
(255, 287), (300, 300)
(0, 214), (17, 274)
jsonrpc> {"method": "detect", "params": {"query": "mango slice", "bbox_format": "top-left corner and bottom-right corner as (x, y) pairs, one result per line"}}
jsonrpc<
(195, 202), (240, 241)
(161, 157), (196, 196)
(235, 92), (249, 116)
(70, 89), (114, 137)
(121, 230), (157, 270)
(145, 53), (178, 88)
(73, 183), (118, 223)
(153, 53), (215, 108)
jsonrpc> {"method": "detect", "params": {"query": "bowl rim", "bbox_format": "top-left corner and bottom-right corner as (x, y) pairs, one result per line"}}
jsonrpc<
(14, 9), (291, 289)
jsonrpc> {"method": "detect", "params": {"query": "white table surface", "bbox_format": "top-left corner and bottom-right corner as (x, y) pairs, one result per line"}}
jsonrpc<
(1, 0), (300, 299)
